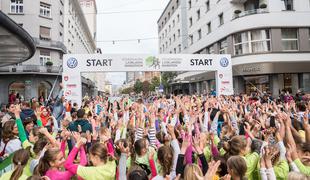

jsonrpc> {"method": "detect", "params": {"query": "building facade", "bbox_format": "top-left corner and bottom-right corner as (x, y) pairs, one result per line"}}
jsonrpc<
(158, 0), (310, 96)
(0, 0), (96, 103)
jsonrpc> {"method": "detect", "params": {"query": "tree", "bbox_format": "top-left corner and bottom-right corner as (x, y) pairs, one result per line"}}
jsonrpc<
(150, 76), (160, 91)
(134, 79), (143, 94)
(121, 87), (134, 94)
(142, 81), (150, 94)
(162, 72), (177, 93)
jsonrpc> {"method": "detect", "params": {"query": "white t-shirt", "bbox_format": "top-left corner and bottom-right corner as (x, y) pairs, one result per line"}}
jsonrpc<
(0, 138), (22, 155)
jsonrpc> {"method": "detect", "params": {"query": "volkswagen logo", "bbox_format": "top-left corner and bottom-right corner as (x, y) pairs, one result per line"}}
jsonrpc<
(67, 58), (78, 68)
(220, 57), (229, 67)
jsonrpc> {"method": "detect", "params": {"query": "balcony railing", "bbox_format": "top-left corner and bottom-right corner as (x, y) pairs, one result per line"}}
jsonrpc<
(233, 8), (269, 20)
(33, 37), (67, 53)
(0, 65), (62, 74)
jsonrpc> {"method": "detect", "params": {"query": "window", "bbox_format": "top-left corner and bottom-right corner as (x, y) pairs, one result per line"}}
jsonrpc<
(198, 29), (202, 40)
(169, 38), (171, 45)
(234, 29), (271, 55)
(40, 2), (51, 18)
(206, 1), (210, 12)
(207, 22), (211, 34)
(173, 20), (175, 27)
(40, 50), (51, 66)
(10, 0), (23, 14)
(169, 25), (171, 32)
(219, 13), (224, 26)
(178, 44), (181, 52)
(165, 30), (167, 37)
(281, 28), (298, 51)
(219, 39), (228, 54)
(174, 48), (177, 54)
(206, 45), (215, 54)
(178, 29), (181, 37)
(166, 42), (168, 48)
(189, 17), (193, 27)
(177, 0), (179, 6)
(188, 0), (192, 9)
(284, 0), (294, 10)
(177, 14), (180, 22)
(173, 34), (176, 42)
(172, 6), (175, 12)
(189, 35), (193, 45)
(40, 26), (51, 40)
(197, 10), (201, 20)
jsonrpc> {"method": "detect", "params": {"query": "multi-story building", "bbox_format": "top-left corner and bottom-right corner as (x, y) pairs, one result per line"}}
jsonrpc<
(158, 0), (310, 96)
(0, 0), (96, 103)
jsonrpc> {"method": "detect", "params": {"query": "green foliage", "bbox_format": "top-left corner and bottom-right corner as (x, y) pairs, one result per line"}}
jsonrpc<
(161, 72), (177, 92)
(150, 76), (160, 91)
(121, 87), (134, 94)
(134, 79), (143, 94)
(142, 81), (150, 94)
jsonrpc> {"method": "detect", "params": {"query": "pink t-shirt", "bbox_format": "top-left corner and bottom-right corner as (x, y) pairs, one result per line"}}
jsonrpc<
(45, 169), (74, 180)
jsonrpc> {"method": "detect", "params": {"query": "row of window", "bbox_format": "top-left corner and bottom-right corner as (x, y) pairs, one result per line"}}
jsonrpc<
(199, 28), (306, 55)
(10, 0), (52, 18)
(160, 44), (182, 54)
(165, 28), (309, 55)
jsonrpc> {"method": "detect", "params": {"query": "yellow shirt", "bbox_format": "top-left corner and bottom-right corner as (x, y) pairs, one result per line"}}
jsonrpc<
(77, 160), (116, 180)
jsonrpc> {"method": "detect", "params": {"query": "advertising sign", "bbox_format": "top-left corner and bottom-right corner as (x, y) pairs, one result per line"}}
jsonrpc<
(63, 54), (233, 106)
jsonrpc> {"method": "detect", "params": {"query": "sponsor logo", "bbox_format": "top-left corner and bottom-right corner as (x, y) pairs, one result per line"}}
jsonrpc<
(67, 58), (78, 68)
(221, 81), (230, 84)
(66, 84), (77, 88)
(145, 56), (160, 69)
(64, 76), (69, 81)
(219, 74), (223, 79)
(220, 57), (229, 67)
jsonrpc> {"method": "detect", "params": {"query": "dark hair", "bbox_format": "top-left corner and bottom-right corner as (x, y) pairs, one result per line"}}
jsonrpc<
(22, 101), (31, 108)
(26, 175), (42, 180)
(227, 156), (247, 179)
(2, 121), (16, 141)
(33, 138), (48, 155)
(77, 109), (85, 118)
(35, 148), (60, 176)
(89, 142), (108, 163)
(223, 136), (247, 158)
(11, 149), (30, 180)
(134, 139), (147, 156)
(128, 169), (148, 180)
(157, 146), (173, 176)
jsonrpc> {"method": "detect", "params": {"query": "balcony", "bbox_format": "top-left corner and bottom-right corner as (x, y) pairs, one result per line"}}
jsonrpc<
(230, 0), (248, 3)
(33, 37), (67, 53)
(0, 65), (62, 74)
(233, 8), (269, 20)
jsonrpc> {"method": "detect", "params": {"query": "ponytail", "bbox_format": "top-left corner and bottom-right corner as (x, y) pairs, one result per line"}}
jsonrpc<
(10, 164), (24, 180)
(34, 148), (60, 176)
(10, 149), (30, 180)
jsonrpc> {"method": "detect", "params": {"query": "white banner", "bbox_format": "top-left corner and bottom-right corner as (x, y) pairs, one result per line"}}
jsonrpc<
(63, 54), (233, 106)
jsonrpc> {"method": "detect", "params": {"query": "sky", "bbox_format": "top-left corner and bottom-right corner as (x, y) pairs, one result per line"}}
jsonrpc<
(95, 0), (169, 85)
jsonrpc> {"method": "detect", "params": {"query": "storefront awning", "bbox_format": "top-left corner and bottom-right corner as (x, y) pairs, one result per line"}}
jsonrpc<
(0, 11), (35, 67)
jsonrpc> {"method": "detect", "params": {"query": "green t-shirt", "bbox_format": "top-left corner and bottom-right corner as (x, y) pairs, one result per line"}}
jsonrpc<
(0, 170), (28, 180)
(77, 160), (116, 180)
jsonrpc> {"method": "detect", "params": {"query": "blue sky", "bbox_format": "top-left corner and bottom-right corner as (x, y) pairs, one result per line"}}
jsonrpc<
(95, 0), (168, 85)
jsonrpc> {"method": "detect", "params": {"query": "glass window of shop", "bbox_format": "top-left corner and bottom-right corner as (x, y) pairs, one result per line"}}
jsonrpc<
(244, 76), (270, 95)
(234, 29), (271, 55)
(283, 74), (292, 92)
(281, 28), (298, 51)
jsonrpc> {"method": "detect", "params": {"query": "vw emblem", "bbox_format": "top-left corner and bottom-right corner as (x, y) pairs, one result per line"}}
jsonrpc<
(220, 57), (229, 67)
(67, 58), (78, 68)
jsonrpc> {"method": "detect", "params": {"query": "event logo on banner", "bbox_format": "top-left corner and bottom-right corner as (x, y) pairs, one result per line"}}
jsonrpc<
(145, 56), (160, 69)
